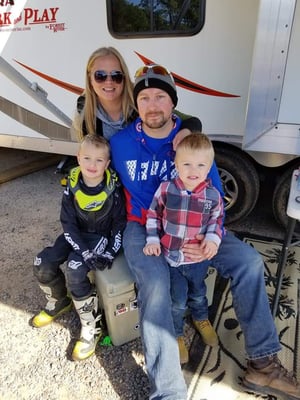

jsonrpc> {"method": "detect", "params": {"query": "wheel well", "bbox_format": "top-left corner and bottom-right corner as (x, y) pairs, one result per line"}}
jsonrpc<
(211, 141), (260, 223)
(212, 140), (300, 226)
(212, 141), (259, 168)
(213, 141), (300, 181)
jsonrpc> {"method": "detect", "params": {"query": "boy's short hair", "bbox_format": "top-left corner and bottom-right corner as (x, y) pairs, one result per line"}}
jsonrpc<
(80, 134), (110, 156)
(176, 132), (214, 163)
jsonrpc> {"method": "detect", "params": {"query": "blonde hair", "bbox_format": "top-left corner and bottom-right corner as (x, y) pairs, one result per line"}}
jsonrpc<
(73, 47), (135, 140)
(175, 132), (215, 165)
(79, 134), (110, 157)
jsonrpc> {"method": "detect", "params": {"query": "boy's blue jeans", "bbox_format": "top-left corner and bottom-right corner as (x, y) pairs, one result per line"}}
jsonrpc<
(169, 260), (211, 337)
(123, 222), (281, 400)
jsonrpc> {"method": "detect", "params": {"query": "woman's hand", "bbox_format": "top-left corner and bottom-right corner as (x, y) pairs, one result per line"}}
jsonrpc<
(172, 129), (191, 150)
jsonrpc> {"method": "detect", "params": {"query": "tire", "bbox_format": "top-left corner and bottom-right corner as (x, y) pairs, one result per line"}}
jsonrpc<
(214, 144), (260, 225)
(272, 165), (300, 230)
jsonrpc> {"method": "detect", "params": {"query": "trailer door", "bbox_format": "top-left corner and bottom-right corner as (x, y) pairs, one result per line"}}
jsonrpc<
(278, 0), (300, 123)
(243, 0), (300, 156)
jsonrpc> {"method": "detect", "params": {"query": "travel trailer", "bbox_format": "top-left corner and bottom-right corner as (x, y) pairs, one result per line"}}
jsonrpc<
(1, 0), (299, 226)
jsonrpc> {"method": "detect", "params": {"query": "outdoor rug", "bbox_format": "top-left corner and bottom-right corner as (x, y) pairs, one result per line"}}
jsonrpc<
(184, 234), (300, 400)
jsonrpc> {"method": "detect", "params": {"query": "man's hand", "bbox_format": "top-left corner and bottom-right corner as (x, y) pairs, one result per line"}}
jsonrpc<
(172, 129), (191, 150)
(181, 234), (209, 262)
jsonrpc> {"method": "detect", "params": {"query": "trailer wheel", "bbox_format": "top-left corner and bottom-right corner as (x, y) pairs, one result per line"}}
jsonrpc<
(214, 145), (260, 224)
(272, 165), (300, 230)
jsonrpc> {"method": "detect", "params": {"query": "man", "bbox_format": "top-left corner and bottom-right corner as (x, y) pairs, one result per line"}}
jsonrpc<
(110, 64), (300, 400)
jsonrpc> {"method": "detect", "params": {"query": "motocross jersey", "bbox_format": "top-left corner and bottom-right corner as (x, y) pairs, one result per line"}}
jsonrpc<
(60, 167), (126, 257)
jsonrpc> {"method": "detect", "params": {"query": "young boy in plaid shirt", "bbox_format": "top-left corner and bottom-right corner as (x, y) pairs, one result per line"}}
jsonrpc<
(143, 132), (223, 364)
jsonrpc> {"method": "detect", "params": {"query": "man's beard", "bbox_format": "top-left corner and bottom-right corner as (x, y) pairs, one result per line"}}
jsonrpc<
(143, 112), (169, 129)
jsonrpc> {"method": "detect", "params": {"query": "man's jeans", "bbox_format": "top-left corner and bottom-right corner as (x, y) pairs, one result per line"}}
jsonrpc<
(123, 223), (281, 400)
(123, 222), (187, 400)
(169, 261), (210, 337)
(211, 231), (280, 359)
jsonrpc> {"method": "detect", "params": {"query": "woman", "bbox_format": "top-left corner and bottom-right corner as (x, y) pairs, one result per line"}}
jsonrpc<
(72, 46), (137, 141)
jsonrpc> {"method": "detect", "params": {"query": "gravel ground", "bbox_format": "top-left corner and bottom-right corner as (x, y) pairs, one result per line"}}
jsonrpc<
(0, 160), (198, 400)
(0, 150), (285, 400)
(0, 164), (151, 400)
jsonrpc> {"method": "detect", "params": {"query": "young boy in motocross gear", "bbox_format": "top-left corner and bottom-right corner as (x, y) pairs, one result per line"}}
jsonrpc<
(33, 134), (126, 361)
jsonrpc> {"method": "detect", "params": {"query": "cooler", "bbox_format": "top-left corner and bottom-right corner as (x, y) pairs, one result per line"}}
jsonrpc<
(95, 253), (217, 346)
(95, 252), (140, 346)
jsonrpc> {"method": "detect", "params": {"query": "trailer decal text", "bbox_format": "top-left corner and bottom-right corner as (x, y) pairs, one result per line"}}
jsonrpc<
(0, 0), (14, 6)
(0, 5), (62, 31)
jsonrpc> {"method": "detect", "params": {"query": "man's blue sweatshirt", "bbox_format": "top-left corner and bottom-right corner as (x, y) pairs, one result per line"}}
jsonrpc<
(110, 116), (224, 225)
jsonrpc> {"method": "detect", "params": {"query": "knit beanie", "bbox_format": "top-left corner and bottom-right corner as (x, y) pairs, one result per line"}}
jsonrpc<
(133, 65), (178, 107)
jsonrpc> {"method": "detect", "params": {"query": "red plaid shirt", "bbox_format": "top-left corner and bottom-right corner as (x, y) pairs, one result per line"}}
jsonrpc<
(145, 177), (224, 266)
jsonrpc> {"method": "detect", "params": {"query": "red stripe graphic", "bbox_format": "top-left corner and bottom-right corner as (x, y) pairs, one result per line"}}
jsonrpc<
(14, 60), (83, 95)
(15, 53), (239, 98)
(135, 52), (239, 98)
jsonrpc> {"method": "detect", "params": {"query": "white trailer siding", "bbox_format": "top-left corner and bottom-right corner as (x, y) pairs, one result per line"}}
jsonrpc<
(0, 0), (299, 225)
(0, 0), (259, 153)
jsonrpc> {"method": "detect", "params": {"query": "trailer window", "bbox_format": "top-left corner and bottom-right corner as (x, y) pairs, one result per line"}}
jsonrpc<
(107, 0), (205, 38)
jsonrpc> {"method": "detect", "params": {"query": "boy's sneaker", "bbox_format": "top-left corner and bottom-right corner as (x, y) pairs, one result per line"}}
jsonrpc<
(243, 356), (300, 399)
(193, 319), (219, 347)
(177, 336), (189, 365)
(32, 296), (72, 328)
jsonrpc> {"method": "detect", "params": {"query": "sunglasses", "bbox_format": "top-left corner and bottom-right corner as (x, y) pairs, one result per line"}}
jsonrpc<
(94, 70), (124, 84)
(134, 64), (174, 82)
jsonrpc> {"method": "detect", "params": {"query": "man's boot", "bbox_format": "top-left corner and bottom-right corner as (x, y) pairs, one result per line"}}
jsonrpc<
(32, 275), (72, 328)
(243, 355), (300, 399)
(72, 290), (102, 361)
